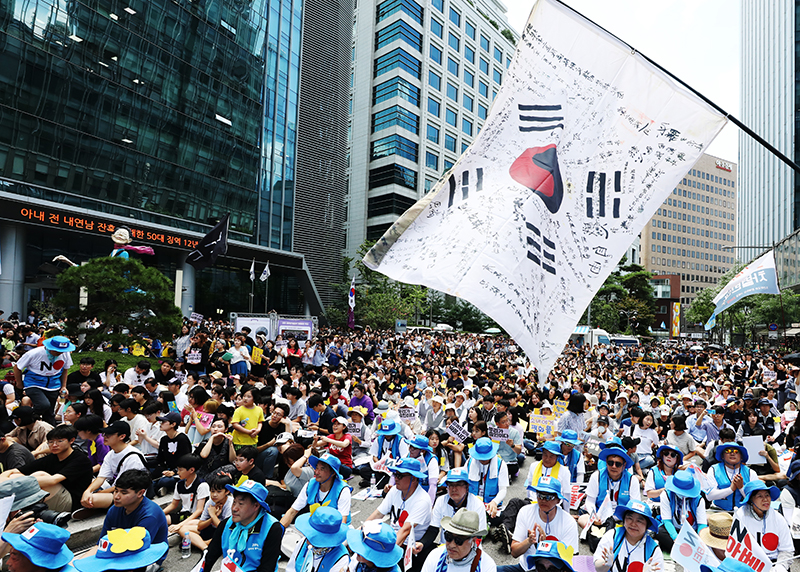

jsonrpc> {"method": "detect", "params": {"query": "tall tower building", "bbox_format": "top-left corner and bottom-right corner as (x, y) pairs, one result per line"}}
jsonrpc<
(345, 0), (518, 258)
(739, 0), (796, 251)
(639, 154), (738, 308)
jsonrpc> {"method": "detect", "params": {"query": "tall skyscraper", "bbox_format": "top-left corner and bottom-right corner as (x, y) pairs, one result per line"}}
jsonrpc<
(639, 153), (738, 308)
(739, 0), (796, 250)
(345, 0), (518, 259)
(0, 0), (323, 317)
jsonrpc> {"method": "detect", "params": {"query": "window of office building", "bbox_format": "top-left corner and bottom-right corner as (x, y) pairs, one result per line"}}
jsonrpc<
(426, 151), (439, 169)
(449, 7), (461, 26)
(430, 44), (442, 65)
(374, 76), (421, 106)
(428, 71), (441, 91)
(447, 83), (458, 101)
(447, 57), (459, 76)
(427, 124), (440, 143)
(372, 105), (419, 134)
(480, 34), (489, 51)
(493, 68), (502, 84)
(376, 0), (423, 25)
(368, 193), (418, 217)
(478, 103), (487, 120)
(462, 118), (473, 135)
(431, 17), (444, 38)
(463, 93), (473, 112)
(446, 108), (457, 126)
(449, 32), (460, 51)
(374, 48), (421, 79)
(494, 46), (502, 63)
(445, 133), (457, 152)
(465, 20), (476, 39)
(371, 134), (418, 161)
(368, 164), (417, 190)
(444, 158), (454, 170)
(432, 0), (443, 12)
(428, 97), (441, 117)
(478, 81), (489, 98)
(375, 20), (423, 51)
(464, 45), (475, 64)
(464, 69), (474, 87)
(479, 58), (489, 74)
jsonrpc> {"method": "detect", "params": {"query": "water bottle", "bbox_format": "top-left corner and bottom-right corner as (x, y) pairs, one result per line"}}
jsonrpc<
(369, 473), (376, 493)
(181, 532), (191, 559)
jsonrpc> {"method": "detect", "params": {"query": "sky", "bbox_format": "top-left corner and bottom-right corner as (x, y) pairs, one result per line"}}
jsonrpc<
(503, 0), (740, 163)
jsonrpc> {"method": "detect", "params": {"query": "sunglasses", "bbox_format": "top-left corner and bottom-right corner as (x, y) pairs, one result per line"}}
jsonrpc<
(606, 460), (625, 468)
(723, 448), (741, 455)
(537, 492), (559, 501)
(444, 532), (470, 545)
(662, 451), (678, 458)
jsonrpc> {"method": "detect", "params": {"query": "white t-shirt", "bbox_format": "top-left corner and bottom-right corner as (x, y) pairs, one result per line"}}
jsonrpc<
(421, 545), (496, 572)
(512, 504), (578, 570)
(732, 506), (794, 563)
(288, 539), (349, 572)
(98, 445), (146, 483)
(172, 478), (210, 513)
(291, 480), (352, 520)
(377, 483), (432, 542)
(595, 528), (664, 572)
(140, 421), (165, 456)
(633, 426), (659, 456)
(16, 346), (73, 386)
(125, 414), (150, 450)
(123, 367), (152, 388)
(584, 470), (641, 514)
(200, 495), (233, 521)
(431, 493), (487, 543)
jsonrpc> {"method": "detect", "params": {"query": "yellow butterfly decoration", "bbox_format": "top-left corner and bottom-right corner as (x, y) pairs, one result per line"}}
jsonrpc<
(556, 542), (573, 565)
(309, 500), (332, 515)
(108, 527), (146, 554)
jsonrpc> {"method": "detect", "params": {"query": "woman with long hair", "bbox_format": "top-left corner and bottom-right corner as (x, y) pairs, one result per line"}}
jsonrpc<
(228, 336), (251, 379)
(84, 389), (110, 423)
(285, 338), (303, 370)
(316, 417), (353, 478)
(557, 392), (586, 436)
(184, 386), (212, 446)
(185, 332), (211, 376)
(633, 412), (660, 470)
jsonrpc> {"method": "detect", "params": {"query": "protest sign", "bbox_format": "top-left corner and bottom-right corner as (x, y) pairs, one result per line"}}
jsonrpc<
(347, 421), (362, 435)
(168, 401), (179, 413)
(487, 426), (509, 442)
(554, 400), (568, 415)
(569, 484), (586, 511)
(371, 455), (393, 475)
(251, 346), (263, 365)
(740, 435), (766, 465)
(197, 412), (215, 430)
(446, 420), (470, 443)
(726, 518), (771, 572)
(190, 312), (204, 324)
(530, 414), (557, 436)
(671, 520), (720, 572)
(399, 407), (416, 420)
(403, 525), (415, 571)
(0, 495), (14, 535)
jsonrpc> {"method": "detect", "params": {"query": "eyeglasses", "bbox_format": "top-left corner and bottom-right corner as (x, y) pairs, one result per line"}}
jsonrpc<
(723, 448), (741, 455)
(662, 451), (678, 458)
(606, 460), (625, 468)
(537, 492), (559, 501)
(444, 532), (470, 545)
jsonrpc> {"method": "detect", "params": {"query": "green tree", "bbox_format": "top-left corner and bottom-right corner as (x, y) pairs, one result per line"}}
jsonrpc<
(54, 258), (182, 348)
(581, 262), (655, 335)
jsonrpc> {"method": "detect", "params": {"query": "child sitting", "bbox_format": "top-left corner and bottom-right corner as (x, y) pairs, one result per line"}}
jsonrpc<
(177, 472), (234, 551)
(164, 454), (209, 532)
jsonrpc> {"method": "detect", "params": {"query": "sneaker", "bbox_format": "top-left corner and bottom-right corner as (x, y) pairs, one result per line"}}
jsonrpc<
(499, 524), (512, 554)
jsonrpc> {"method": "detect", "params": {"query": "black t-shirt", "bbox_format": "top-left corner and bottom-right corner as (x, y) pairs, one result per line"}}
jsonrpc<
(153, 370), (176, 385)
(156, 433), (192, 471)
(0, 442), (35, 472)
(257, 419), (284, 447)
(21, 448), (93, 510)
(66, 370), (102, 386)
(233, 465), (266, 486)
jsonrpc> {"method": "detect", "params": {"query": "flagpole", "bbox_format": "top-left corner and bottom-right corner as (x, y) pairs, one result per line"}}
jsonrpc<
(264, 277), (268, 313)
(553, 0), (800, 175)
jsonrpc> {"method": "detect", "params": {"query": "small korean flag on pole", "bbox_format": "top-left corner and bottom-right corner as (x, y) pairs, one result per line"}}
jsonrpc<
(260, 262), (270, 282)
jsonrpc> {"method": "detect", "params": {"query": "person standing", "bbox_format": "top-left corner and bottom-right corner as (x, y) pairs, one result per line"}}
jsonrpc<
(13, 335), (75, 425)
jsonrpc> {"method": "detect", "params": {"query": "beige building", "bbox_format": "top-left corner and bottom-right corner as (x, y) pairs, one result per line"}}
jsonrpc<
(640, 153), (738, 309)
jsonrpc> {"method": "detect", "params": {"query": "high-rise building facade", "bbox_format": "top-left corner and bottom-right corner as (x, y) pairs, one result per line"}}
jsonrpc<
(0, 0), (324, 317)
(345, 0), (518, 258)
(639, 153), (738, 308)
(739, 0), (796, 250)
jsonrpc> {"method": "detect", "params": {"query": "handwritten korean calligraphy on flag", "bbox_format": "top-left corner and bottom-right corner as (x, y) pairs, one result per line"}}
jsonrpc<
(363, 0), (726, 375)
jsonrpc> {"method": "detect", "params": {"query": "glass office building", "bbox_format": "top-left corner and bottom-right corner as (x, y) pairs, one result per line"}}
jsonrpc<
(0, 0), (323, 317)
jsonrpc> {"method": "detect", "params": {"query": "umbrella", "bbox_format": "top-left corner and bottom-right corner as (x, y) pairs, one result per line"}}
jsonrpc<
(484, 327), (501, 334)
(707, 343), (723, 350)
(690, 345), (704, 350)
(783, 352), (800, 365)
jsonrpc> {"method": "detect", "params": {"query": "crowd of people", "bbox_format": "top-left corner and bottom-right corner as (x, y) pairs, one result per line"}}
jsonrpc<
(1, 314), (800, 572)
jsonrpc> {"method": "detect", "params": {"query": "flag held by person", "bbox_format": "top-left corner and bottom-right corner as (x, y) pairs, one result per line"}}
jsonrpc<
(186, 214), (230, 271)
(363, 0), (726, 375)
(705, 250), (780, 330)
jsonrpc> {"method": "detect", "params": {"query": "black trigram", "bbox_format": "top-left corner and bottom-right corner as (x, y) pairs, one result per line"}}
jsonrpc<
(448, 168), (483, 208)
(585, 171), (621, 219)
(518, 104), (564, 132)
(526, 222), (556, 275)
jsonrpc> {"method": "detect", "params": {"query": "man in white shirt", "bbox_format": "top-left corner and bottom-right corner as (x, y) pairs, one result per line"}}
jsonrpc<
(122, 360), (154, 388)
(421, 509), (496, 572)
(167, 379), (188, 411)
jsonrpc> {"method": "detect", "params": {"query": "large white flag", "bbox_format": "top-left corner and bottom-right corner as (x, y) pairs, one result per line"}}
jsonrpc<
(364, 0), (727, 374)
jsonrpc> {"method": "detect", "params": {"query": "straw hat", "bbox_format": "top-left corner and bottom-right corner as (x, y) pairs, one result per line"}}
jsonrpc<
(699, 512), (732, 550)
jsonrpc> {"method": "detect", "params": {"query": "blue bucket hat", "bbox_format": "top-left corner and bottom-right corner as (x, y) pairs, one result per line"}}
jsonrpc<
(445, 467), (470, 484)
(470, 436), (499, 461)
(295, 506), (348, 548)
(376, 418), (402, 436)
(599, 436), (624, 450)
(524, 541), (575, 572)
(527, 475), (564, 499)
(404, 434), (433, 452)
(347, 521), (404, 568)
(73, 527), (167, 572)
(226, 480), (271, 511)
(309, 452), (342, 479)
(43, 335), (75, 353)
(741, 480), (780, 504)
(542, 440), (565, 462)
(715, 442), (749, 463)
(656, 444), (684, 466)
(613, 499), (660, 533)
(665, 470), (701, 498)
(556, 430), (581, 447)
(2, 522), (73, 569)
(598, 446), (633, 469)
(389, 457), (427, 480)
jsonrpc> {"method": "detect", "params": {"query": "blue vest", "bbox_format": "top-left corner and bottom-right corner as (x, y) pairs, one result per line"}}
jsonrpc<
(468, 458), (502, 503)
(377, 435), (402, 459)
(652, 468), (666, 490)
(611, 526), (657, 563)
(595, 469), (632, 510)
(564, 449), (580, 482)
(220, 512), (282, 572)
(666, 492), (701, 530)
(306, 477), (350, 523)
(712, 464), (751, 511)
(294, 540), (348, 572)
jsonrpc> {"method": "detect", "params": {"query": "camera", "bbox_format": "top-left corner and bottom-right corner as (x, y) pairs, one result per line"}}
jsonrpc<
(24, 502), (71, 528)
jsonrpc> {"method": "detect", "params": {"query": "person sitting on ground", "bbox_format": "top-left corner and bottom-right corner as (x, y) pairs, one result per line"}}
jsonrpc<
(522, 541), (577, 572)
(420, 508), (496, 572)
(163, 454), (209, 532)
(347, 521), (404, 572)
(403, 434), (439, 504)
(593, 499), (664, 572)
(644, 445), (682, 503)
(363, 418), (409, 488)
(465, 437), (509, 522)
(657, 469), (708, 553)
(6, 406), (53, 452)
(177, 472), (234, 552)
(1, 522), (74, 572)
(200, 480), (285, 572)
(231, 445), (267, 486)
(0, 423), (93, 512)
(706, 441), (756, 512)
(151, 410), (192, 492)
(286, 506), (350, 572)
(556, 430), (585, 484)
(732, 480), (793, 572)
(0, 432), (34, 472)
(578, 443), (641, 534)
(281, 452), (351, 527)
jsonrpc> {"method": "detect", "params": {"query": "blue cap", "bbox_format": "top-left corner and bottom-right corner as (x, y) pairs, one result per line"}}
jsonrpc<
(295, 506), (348, 548)
(524, 541), (575, 572)
(527, 475), (564, 499)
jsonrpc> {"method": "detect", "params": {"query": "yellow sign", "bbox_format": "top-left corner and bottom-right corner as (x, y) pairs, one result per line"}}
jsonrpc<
(251, 346), (263, 365)
(529, 414), (557, 436)
(672, 302), (681, 338)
